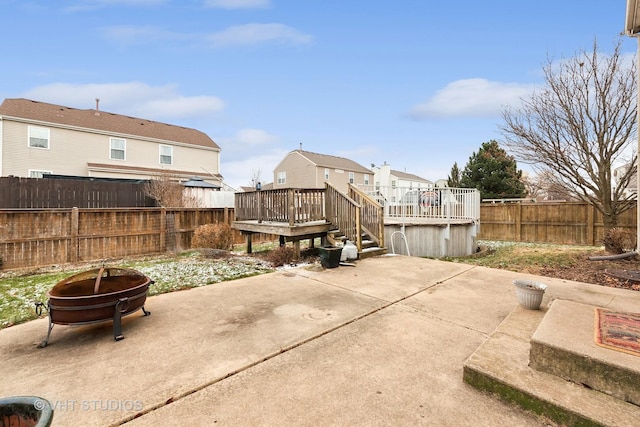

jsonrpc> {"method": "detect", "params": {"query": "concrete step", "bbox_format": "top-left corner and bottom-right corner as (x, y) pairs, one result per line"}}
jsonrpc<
(529, 300), (640, 407)
(463, 303), (640, 427)
(359, 246), (387, 259)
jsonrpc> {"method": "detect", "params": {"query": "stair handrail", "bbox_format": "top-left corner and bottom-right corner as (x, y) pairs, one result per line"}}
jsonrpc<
(324, 182), (362, 252)
(348, 184), (385, 250)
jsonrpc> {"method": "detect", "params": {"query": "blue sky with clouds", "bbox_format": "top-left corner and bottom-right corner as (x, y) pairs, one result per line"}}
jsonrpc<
(0, 0), (635, 189)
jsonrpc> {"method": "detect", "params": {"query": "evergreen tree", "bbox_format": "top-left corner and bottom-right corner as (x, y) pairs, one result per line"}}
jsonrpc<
(447, 162), (461, 187)
(460, 140), (526, 200)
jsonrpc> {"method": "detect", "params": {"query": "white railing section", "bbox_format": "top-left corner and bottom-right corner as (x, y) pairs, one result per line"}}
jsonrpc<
(357, 185), (480, 221)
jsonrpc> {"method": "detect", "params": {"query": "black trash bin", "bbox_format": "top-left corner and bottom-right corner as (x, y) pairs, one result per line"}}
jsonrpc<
(0, 396), (54, 427)
(318, 246), (343, 268)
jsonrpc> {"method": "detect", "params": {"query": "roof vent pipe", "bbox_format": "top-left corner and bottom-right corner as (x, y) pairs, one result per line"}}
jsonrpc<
(95, 98), (100, 116)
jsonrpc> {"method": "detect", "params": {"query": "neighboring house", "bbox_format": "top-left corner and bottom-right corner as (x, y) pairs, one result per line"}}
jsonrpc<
(371, 162), (432, 189)
(368, 162), (434, 205)
(0, 98), (223, 186)
(434, 178), (448, 188)
(273, 149), (372, 193)
(182, 176), (236, 208)
(613, 163), (638, 198)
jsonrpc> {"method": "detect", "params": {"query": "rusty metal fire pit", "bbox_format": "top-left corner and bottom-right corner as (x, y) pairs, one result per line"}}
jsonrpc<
(35, 267), (153, 348)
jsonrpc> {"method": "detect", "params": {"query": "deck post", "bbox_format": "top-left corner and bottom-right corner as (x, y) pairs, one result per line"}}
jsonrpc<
(288, 188), (295, 226)
(293, 240), (300, 260)
(355, 205), (362, 253)
(246, 233), (252, 254)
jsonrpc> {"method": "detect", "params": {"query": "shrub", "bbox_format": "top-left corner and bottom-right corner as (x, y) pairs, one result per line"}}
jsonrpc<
(266, 245), (294, 267)
(602, 227), (636, 254)
(191, 223), (234, 250)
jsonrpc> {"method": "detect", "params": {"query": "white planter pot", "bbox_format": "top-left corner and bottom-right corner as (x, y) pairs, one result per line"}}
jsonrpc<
(513, 280), (547, 310)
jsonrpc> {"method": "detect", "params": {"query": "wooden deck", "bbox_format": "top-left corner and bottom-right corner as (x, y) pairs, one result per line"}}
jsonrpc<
(232, 185), (385, 259)
(233, 219), (332, 257)
(232, 219), (331, 237)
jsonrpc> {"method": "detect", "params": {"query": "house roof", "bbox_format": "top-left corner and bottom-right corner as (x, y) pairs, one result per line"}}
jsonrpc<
(182, 176), (221, 189)
(0, 98), (219, 150)
(391, 169), (432, 183)
(293, 149), (372, 173)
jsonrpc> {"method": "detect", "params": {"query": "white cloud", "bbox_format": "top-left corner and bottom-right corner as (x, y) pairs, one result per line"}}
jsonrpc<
(100, 25), (186, 45)
(208, 23), (312, 47)
(21, 82), (224, 121)
(217, 128), (280, 161)
(66, 0), (167, 12)
(203, 0), (270, 9)
(221, 149), (288, 190)
(408, 78), (536, 119)
(216, 129), (283, 188)
(235, 128), (278, 146)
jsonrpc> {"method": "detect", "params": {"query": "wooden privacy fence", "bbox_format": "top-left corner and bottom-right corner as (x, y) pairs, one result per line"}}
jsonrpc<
(0, 207), (274, 270)
(0, 176), (156, 208)
(479, 202), (637, 246)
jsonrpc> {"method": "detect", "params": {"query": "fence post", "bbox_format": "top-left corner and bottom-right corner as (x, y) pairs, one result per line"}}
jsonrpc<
(160, 207), (166, 252)
(587, 204), (595, 246)
(515, 203), (522, 242)
(70, 207), (79, 263)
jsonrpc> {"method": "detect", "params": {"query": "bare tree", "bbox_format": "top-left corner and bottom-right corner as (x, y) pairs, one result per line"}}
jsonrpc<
(143, 171), (192, 207)
(500, 39), (637, 250)
(251, 169), (262, 190)
(528, 170), (577, 201)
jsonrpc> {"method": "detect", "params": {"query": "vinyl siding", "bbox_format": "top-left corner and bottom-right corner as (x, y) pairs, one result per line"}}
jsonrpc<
(273, 153), (317, 188)
(1, 120), (219, 180)
(274, 151), (370, 193)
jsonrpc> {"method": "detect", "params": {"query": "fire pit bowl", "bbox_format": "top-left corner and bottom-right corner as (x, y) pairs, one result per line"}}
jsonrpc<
(36, 267), (153, 348)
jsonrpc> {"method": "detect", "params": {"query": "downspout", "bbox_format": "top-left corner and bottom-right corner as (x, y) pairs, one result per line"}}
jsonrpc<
(636, 39), (640, 254)
(625, 0), (640, 253)
(0, 116), (3, 176)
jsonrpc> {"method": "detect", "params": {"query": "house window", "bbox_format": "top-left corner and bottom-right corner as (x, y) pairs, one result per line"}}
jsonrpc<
(364, 174), (369, 185)
(29, 170), (52, 178)
(349, 172), (355, 184)
(110, 138), (126, 160)
(324, 168), (329, 180)
(277, 171), (286, 185)
(28, 126), (49, 149)
(159, 145), (173, 165)
(391, 180), (397, 188)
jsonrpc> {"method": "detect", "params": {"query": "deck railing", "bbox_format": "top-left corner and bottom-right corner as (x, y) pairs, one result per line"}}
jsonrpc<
(357, 185), (480, 221)
(235, 188), (325, 226)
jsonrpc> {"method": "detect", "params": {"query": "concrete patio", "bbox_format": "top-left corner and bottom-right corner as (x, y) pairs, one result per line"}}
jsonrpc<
(1, 255), (639, 426)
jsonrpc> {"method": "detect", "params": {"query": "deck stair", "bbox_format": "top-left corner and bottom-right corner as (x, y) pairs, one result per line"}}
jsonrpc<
(326, 229), (387, 260)
(463, 299), (640, 426)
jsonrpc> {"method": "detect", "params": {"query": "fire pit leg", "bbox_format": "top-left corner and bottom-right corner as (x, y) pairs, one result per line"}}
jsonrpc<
(38, 316), (54, 348)
(142, 306), (151, 316)
(113, 298), (128, 341)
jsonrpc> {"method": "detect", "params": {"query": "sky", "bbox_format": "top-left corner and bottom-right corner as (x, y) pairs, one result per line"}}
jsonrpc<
(0, 0), (636, 190)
